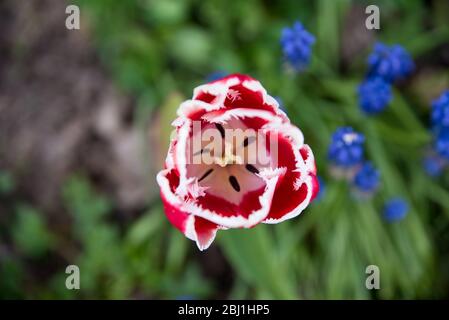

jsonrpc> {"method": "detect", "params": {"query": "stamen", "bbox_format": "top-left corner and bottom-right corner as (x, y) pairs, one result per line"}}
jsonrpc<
(245, 164), (259, 174)
(198, 169), (214, 182)
(215, 123), (225, 138)
(229, 175), (240, 192)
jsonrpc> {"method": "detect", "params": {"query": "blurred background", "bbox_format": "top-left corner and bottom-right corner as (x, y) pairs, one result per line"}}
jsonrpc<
(1, 0), (449, 299)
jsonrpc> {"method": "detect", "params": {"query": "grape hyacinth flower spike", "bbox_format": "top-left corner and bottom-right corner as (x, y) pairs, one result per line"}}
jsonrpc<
(383, 197), (409, 222)
(358, 77), (392, 115)
(280, 21), (315, 72)
(430, 91), (449, 161)
(352, 161), (380, 196)
(328, 127), (365, 168)
(368, 43), (415, 82)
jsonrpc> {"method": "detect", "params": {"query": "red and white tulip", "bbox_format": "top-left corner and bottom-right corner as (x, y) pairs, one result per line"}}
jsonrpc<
(156, 74), (318, 250)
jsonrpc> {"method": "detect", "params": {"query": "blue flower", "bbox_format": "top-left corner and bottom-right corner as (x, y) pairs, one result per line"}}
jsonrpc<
(435, 127), (449, 160)
(280, 21), (315, 72)
(423, 153), (446, 177)
(368, 43), (414, 82)
(206, 71), (228, 82)
(383, 197), (409, 222)
(431, 90), (449, 130)
(353, 162), (380, 193)
(358, 77), (393, 115)
(328, 127), (365, 168)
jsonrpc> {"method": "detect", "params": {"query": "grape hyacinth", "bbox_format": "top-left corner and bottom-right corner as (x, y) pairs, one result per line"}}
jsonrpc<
(328, 128), (382, 199)
(352, 162), (380, 194)
(328, 127), (365, 168)
(435, 128), (449, 160)
(368, 43), (415, 82)
(280, 21), (315, 72)
(430, 91), (449, 163)
(357, 42), (414, 116)
(423, 153), (446, 177)
(431, 90), (449, 131)
(383, 198), (409, 222)
(358, 77), (393, 115)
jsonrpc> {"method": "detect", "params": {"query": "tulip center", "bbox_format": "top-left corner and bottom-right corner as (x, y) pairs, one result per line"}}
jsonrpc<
(215, 141), (244, 167)
(186, 119), (268, 205)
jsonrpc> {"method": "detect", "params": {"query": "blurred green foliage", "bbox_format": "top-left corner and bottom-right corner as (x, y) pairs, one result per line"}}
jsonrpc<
(11, 205), (55, 257)
(1, 0), (449, 299)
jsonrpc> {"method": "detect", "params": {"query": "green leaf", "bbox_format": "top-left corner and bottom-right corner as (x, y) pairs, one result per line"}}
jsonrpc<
(12, 205), (54, 257)
(168, 27), (213, 69)
(219, 225), (296, 299)
(126, 205), (164, 246)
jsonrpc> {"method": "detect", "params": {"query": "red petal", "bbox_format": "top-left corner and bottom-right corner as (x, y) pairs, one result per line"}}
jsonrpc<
(194, 216), (220, 251)
(240, 116), (270, 130)
(309, 173), (320, 201)
(161, 194), (219, 250)
(264, 134), (317, 222)
(224, 83), (276, 114)
(208, 73), (255, 85)
(268, 182), (309, 220)
(182, 74), (279, 121)
(185, 108), (208, 121)
(299, 145), (317, 175)
(158, 169), (220, 251)
(195, 91), (216, 104)
(165, 168), (180, 193)
(161, 191), (190, 234)
(161, 192), (219, 251)
(196, 186), (265, 218)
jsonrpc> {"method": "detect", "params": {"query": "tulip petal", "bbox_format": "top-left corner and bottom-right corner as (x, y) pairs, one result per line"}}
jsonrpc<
(193, 216), (219, 251)
(158, 168), (220, 251)
(263, 130), (318, 223)
(178, 74), (284, 121)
